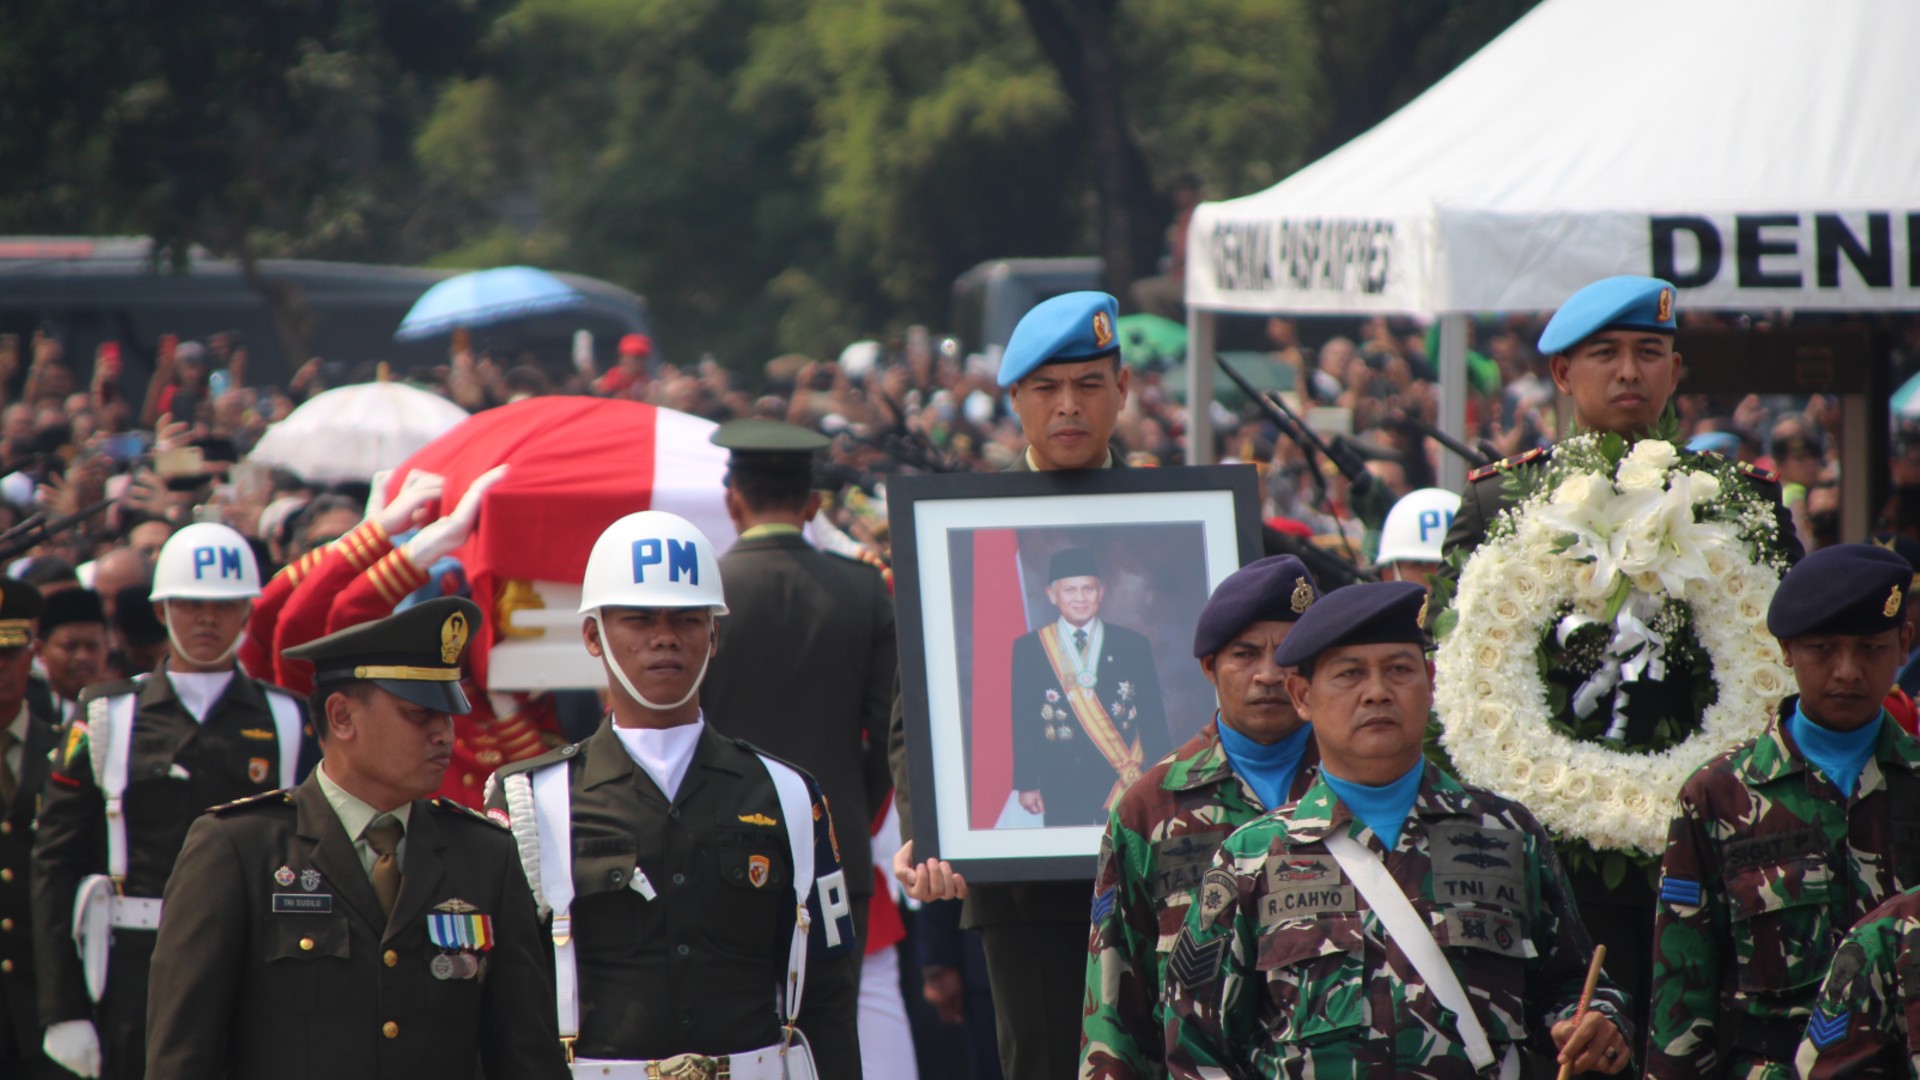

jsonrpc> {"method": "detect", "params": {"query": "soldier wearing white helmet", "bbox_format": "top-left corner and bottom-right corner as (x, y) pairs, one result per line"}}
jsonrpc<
(30, 522), (314, 1080)
(486, 511), (860, 1078)
(1374, 487), (1462, 590)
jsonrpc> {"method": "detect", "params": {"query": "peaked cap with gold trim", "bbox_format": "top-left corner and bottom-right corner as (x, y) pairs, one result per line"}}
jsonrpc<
(0, 576), (43, 648)
(283, 596), (481, 714)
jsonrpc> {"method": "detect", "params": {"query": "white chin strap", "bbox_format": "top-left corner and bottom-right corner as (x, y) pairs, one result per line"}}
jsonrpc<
(591, 610), (711, 711)
(161, 600), (243, 668)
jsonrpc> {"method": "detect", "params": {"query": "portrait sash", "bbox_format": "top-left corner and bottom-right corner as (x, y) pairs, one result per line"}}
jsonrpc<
(1038, 623), (1144, 809)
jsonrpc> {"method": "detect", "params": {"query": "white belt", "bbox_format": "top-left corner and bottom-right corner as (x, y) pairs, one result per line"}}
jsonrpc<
(109, 896), (163, 930)
(571, 1033), (816, 1080)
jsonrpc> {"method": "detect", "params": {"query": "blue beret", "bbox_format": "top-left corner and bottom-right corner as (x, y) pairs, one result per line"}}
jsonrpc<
(1537, 275), (1678, 355)
(997, 291), (1122, 387)
(1192, 555), (1319, 658)
(1686, 431), (1741, 456)
(1768, 543), (1912, 639)
(1048, 547), (1100, 583)
(1272, 582), (1427, 668)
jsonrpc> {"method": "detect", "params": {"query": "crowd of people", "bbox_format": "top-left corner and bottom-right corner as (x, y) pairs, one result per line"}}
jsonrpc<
(0, 276), (1916, 1079)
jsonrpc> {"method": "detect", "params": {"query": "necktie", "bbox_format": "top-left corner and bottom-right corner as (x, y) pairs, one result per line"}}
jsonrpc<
(364, 818), (404, 919)
(0, 729), (15, 806)
(1073, 628), (1089, 657)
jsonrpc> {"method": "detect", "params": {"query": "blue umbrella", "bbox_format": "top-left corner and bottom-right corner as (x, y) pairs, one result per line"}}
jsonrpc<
(394, 266), (586, 341)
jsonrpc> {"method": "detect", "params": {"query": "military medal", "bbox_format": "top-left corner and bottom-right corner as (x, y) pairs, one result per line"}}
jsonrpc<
(430, 953), (458, 980)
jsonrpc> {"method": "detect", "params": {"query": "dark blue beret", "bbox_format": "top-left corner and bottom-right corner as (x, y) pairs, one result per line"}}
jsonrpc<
(1537, 275), (1678, 354)
(1272, 581), (1428, 668)
(1048, 547), (1100, 583)
(997, 291), (1121, 387)
(1192, 555), (1319, 658)
(1870, 533), (1920, 590)
(1768, 543), (1911, 639)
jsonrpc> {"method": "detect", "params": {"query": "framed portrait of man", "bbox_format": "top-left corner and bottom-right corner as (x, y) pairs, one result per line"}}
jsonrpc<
(890, 465), (1262, 882)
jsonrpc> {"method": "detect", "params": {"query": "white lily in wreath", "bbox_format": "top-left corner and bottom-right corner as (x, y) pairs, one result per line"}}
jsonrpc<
(1619, 473), (1740, 597)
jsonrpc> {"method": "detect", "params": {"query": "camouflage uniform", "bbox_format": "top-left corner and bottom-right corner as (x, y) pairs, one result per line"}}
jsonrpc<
(1163, 764), (1626, 1079)
(1649, 702), (1920, 1078)
(1081, 720), (1320, 1080)
(1793, 886), (1920, 1077)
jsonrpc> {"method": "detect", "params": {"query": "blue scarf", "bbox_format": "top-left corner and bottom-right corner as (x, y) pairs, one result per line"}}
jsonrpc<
(1790, 702), (1884, 799)
(1322, 761), (1426, 849)
(1217, 719), (1313, 811)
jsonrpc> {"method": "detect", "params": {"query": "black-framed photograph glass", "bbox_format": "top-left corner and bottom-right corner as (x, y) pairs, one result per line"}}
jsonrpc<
(890, 465), (1263, 883)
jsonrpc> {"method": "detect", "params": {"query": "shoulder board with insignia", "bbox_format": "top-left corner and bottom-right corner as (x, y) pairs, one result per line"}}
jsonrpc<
(1737, 461), (1781, 485)
(1465, 447), (1546, 484)
(493, 742), (575, 779)
(77, 677), (144, 706)
(431, 798), (508, 828)
(210, 789), (293, 814)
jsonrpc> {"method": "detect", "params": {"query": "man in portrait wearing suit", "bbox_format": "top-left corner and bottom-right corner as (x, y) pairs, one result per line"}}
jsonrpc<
(1009, 548), (1169, 828)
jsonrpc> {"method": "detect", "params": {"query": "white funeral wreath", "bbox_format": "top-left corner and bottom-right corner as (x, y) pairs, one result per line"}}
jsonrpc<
(1433, 436), (1794, 856)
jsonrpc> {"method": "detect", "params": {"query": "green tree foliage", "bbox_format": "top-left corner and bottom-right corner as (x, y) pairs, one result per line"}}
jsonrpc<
(1, 0), (1538, 368)
(0, 0), (495, 358)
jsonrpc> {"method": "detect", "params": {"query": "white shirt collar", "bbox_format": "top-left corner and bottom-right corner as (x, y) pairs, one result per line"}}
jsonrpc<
(169, 669), (236, 724)
(612, 715), (706, 802)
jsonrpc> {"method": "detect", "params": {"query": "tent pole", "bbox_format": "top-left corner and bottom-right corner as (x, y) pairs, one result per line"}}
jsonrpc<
(1185, 308), (1217, 465)
(1438, 313), (1469, 493)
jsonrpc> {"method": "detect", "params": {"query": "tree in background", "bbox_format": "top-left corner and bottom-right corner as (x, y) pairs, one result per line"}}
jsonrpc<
(0, 0), (1540, 370)
(0, 0), (496, 363)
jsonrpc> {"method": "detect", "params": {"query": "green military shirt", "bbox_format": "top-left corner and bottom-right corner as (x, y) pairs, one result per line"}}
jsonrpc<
(1793, 885), (1920, 1077)
(1081, 720), (1319, 1080)
(1649, 703), (1920, 1077)
(1163, 764), (1628, 1078)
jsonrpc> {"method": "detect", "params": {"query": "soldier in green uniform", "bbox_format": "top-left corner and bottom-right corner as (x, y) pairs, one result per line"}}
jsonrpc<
(487, 509), (860, 1078)
(1794, 887), (1920, 1076)
(1165, 582), (1631, 1078)
(144, 596), (568, 1078)
(0, 580), (58, 1079)
(1080, 554), (1322, 1080)
(1649, 543), (1920, 1077)
(32, 523), (315, 1080)
(703, 418), (896, 955)
(1435, 275), (1803, 1027)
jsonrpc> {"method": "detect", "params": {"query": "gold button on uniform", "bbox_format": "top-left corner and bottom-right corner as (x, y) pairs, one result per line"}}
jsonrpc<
(0, 868), (12, 882)
(382, 1021), (399, 1039)
(299, 937), (315, 952)
(1, 917), (13, 931)
(1, 959), (12, 973)
(1, 819), (12, 833)
(383, 950), (398, 967)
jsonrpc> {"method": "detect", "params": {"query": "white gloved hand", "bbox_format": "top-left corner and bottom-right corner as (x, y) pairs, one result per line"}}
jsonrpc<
(44, 1019), (103, 1078)
(401, 465), (509, 569)
(373, 470), (446, 536)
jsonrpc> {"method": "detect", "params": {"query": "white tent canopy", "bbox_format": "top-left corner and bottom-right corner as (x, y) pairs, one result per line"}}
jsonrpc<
(1186, 0), (1920, 316)
(1183, 0), (1920, 494)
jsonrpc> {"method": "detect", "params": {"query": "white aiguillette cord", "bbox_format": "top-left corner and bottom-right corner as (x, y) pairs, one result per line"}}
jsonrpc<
(1323, 830), (1518, 1079)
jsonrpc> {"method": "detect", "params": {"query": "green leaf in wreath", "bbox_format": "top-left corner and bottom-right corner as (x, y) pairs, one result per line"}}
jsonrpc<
(1603, 577), (1632, 621)
(1598, 432), (1628, 463)
(1601, 853), (1629, 890)
(1431, 608), (1458, 640)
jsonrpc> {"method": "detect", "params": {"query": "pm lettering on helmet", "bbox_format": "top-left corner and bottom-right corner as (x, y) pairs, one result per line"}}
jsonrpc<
(193, 546), (246, 580)
(1419, 509), (1455, 543)
(631, 538), (700, 585)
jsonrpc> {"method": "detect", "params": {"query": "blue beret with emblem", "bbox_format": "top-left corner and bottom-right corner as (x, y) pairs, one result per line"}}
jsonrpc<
(1768, 543), (1913, 639)
(997, 291), (1122, 387)
(1272, 581), (1427, 668)
(1193, 555), (1319, 658)
(1537, 275), (1679, 355)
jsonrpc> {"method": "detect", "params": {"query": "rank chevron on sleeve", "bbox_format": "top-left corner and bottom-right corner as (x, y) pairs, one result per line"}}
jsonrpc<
(1806, 1007), (1850, 1049)
(1167, 933), (1225, 994)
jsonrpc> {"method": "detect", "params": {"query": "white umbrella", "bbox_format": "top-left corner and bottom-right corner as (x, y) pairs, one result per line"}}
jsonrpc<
(249, 382), (470, 483)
